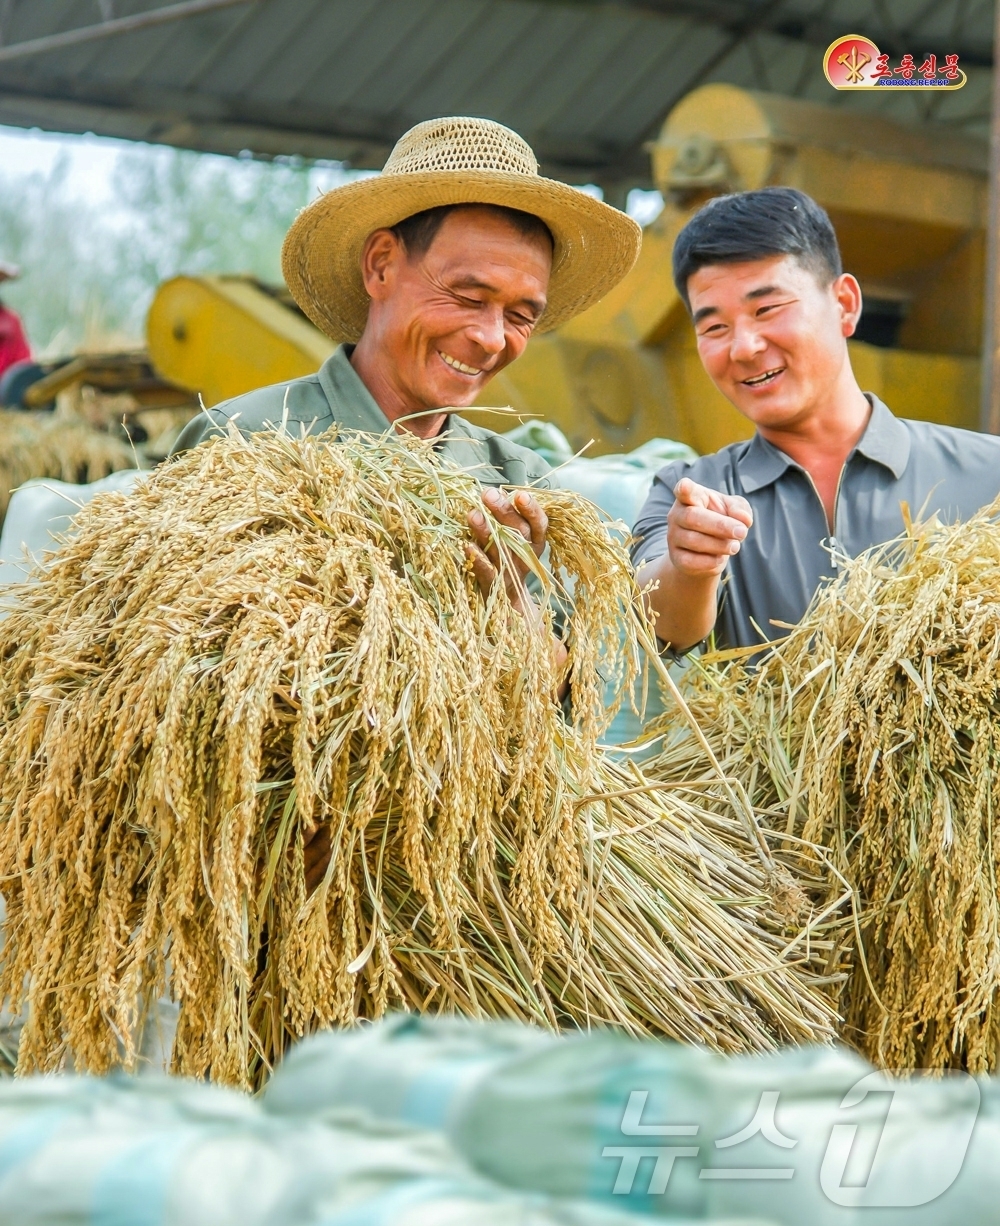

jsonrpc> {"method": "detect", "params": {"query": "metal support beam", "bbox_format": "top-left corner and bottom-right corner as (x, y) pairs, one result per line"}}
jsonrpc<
(980, 0), (1000, 431)
(0, 0), (256, 65)
(0, 86), (391, 165)
(0, 73), (649, 179)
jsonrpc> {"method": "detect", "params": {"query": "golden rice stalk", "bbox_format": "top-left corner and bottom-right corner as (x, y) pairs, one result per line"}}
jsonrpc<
(645, 502), (1000, 1072)
(0, 425), (833, 1088)
(0, 410), (138, 524)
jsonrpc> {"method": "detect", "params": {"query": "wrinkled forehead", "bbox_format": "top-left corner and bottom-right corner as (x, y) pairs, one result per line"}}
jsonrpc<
(405, 209), (553, 303)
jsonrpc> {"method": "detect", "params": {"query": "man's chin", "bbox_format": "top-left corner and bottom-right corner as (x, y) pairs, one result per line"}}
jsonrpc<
(730, 390), (800, 430)
(424, 377), (489, 410)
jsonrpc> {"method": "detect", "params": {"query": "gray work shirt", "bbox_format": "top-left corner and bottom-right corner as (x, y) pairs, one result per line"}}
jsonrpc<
(631, 395), (1000, 651)
(172, 343), (551, 490)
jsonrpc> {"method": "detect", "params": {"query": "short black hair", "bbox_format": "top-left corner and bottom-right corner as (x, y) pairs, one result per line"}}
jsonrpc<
(391, 203), (554, 257)
(672, 187), (842, 310)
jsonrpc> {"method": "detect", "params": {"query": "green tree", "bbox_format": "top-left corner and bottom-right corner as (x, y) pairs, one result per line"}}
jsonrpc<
(0, 156), (128, 352)
(0, 144), (327, 355)
(111, 147), (313, 292)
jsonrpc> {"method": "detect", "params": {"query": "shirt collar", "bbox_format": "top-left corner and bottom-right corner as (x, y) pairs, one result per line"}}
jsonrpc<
(434, 415), (507, 484)
(317, 343), (395, 434)
(853, 394), (910, 478)
(736, 432), (794, 494)
(737, 393), (910, 493)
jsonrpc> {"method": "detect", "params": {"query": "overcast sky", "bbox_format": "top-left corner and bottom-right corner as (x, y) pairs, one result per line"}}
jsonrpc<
(0, 124), (124, 202)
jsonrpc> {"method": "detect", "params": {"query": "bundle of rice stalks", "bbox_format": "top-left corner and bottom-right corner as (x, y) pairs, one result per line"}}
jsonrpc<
(0, 410), (138, 524)
(0, 425), (834, 1087)
(365, 731), (837, 1060)
(646, 503), (1000, 1072)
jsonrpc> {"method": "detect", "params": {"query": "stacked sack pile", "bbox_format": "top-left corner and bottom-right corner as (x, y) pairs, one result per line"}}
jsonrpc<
(0, 1017), (994, 1224)
(262, 1017), (995, 1226)
(0, 1064), (683, 1226)
(0, 409), (138, 528)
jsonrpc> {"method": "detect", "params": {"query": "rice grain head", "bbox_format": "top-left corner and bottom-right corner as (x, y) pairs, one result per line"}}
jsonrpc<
(645, 501), (1000, 1072)
(0, 410), (139, 524)
(0, 423), (833, 1086)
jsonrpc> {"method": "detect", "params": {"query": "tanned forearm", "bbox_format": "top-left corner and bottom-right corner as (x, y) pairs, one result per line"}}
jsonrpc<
(637, 553), (720, 653)
(635, 478), (752, 654)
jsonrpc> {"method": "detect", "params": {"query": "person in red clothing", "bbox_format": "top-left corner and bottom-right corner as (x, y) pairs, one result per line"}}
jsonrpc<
(0, 260), (31, 377)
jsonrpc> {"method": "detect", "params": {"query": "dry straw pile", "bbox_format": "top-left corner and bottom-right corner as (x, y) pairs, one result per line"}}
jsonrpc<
(0, 426), (833, 1087)
(0, 410), (138, 524)
(647, 503), (1000, 1072)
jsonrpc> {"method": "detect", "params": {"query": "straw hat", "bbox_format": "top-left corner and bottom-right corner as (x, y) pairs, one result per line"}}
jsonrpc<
(282, 117), (642, 342)
(0, 260), (20, 284)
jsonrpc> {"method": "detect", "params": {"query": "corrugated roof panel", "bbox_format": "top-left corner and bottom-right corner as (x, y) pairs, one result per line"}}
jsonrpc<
(1, 0), (82, 44)
(311, 0), (460, 114)
(298, 0), (484, 115)
(19, 12), (203, 96)
(348, 0), (536, 124)
(178, 5), (320, 96)
(175, 0), (325, 95)
(255, 0), (406, 107)
(492, 8), (649, 136)
(553, 14), (710, 143)
(580, 17), (726, 150)
(74, 6), (251, 86)
(403, 1), (569, 129)
(455, 8), (605, 132)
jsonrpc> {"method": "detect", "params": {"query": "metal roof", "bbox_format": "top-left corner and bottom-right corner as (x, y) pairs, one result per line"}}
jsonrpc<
(0, 0), (993, 192)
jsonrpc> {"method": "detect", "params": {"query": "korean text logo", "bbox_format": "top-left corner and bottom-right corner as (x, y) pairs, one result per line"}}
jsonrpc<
(602, 1070), (980, 1208)
(824, 35), (966, 90)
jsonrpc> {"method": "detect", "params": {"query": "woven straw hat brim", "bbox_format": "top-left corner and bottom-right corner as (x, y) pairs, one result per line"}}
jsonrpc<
(281, 170), (641, 343)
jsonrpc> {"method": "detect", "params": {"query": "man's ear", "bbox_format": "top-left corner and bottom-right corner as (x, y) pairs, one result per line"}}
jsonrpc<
(834, 273), (863, 338)
(360, 229), (405, 301)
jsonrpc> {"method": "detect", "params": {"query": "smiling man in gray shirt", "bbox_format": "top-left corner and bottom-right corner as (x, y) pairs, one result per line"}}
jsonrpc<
(632, 187), (1000, 653)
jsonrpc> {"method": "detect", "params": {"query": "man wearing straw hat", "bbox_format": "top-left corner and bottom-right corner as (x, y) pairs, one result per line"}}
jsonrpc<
(174, 118), (639, 885)
(175, 115), (639, 616)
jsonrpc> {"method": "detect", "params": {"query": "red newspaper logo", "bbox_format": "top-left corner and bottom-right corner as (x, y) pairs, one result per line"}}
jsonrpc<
(824, 36), (966, 90)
